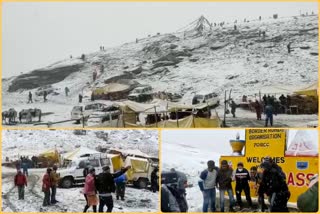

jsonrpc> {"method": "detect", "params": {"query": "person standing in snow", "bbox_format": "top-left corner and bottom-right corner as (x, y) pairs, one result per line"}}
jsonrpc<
(199, 160), (219, 212)
(28, 92), (33, 103)
(14, 169), (27, 200)
(254, 100), (262, 120)
(216, 160), (235, 212)
(42, 168), (52, 206)
(83, 168), (98, 213)
(21, 161), (29, 177)
(79, 94), (83, 103)
(234, 162), (252, 209)
(50, 165), (60, 204)
(287, 42), (292, 54)
(96, 166), (130, 212)
(230, 100), (237, 118)
(151, 167), (159, 192)
(114, 168), (127, 200)
(43, 91), (48, 102)
(265, 103), (274, 127)
(65, 87), (70, 97)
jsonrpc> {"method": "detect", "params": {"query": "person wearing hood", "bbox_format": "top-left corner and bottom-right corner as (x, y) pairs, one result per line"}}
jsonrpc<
(264, 102), (274, 127)
(199, 160), (219, 212)
(83, 167), (98, 212)
(297, 175), (318, 212)
(14, 169), (27, 200)
(216, 160), (235, 212)
(259, 157), (290, 212)
(151, 166), (159, 193)
(114, 168), (127, 201)
(233, 162), (252, 209)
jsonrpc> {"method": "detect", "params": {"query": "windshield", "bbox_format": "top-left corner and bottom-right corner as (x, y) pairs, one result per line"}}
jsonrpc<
(194, 95), (204, 100)
(73, 106), (83, 111)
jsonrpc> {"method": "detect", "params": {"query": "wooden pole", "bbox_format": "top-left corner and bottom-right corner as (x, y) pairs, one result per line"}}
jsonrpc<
(223, 90), (227, 127)
(154, 106), (158, 128)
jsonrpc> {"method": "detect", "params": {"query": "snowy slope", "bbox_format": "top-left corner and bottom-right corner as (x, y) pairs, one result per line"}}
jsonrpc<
(2, 15), (318, 127)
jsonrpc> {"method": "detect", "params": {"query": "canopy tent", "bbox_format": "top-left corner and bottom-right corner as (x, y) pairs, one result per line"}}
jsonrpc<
(259, 81), (318, 97)
(39, 148), (60, 163)
(294, 82), (318, 97)
(61, 147), (101, 161)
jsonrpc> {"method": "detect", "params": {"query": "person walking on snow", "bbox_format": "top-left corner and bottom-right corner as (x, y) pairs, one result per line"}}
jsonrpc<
(42, 168), (52, 206)
(21, 161), (29, 177)
(83, 168), (98, 212)
(265, 103), (274, 127)
(43, 91), (48, 102)
(199, 160), (219, 212)
(254, 100), (262, 120)
(230, 100), (237, 118)
(28, 92), (33, 103)
(50, 165), (60, 204)
(14, 169), (27, 200)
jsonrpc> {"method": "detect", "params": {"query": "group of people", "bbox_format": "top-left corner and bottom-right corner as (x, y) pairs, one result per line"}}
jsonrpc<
(198, 157), (291, 212)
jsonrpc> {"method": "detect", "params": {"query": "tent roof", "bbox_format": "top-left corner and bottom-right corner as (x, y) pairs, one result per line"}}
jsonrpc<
(96, 83), (130, 93)
(109, 148), (151, 158)
(62, 147), (101, 161)
(259, 82), (318, 95)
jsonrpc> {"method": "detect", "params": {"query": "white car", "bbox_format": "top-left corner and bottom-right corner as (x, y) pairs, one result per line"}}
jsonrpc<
(58, 153), (113, 188)
(192, 92), (219, 107)
(71, 103), (107, 123)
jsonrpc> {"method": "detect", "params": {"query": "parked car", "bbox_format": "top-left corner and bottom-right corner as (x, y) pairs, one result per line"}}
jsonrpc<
(192, 92), (219, 107)
(128, 86), (153, 103)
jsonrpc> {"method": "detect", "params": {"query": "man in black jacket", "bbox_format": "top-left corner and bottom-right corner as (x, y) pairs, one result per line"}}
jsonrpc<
(96, 166), (130, 212)
(234, 162), (252, 209)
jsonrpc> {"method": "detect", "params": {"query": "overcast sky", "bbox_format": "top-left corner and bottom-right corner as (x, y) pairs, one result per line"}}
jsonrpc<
(162, 129), (318, 155)
(3, 2), (318, 78)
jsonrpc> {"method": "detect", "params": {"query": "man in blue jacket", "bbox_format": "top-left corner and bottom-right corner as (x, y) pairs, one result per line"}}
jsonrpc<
(199, 160), (219, 212)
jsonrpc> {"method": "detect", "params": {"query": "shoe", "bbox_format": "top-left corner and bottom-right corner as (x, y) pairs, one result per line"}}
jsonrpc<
(229, 207), (235, 212)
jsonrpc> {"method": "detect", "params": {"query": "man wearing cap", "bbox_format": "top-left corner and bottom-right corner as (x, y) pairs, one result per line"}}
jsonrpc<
(217, 160), (235, 212)
(234, 162), (252, 209)
(199, 160), (219, 212)
(42, 168), (52, 207)
(96, 165), (130, 212)
(50, 165), (60, 204)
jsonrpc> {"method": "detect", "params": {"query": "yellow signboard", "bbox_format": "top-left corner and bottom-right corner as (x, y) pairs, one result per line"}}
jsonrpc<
(220, 129), (318, 204)
(245, 129), (286, 157)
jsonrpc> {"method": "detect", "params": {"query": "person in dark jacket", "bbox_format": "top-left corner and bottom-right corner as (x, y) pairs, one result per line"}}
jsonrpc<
(234, 162), (252, 209)
(265, 103), (274, 127)
(254, 100), (262, 120)
(199, 160), (219, 212)
(14, 169), (27, 200)
(21, 161), (29, 177)
(42, 168), (52, 206)
(230, 100), (237, 118)
(28, 92), (33, 103)
(151, 167), (159, 192)
(96, 166), (130, 212)
(43, 91), (48, 102)
(79, 94), (83, 103)
(217, 160), (235, 212)
(259, 158), (290, 212)
(250, 166), (267, 211)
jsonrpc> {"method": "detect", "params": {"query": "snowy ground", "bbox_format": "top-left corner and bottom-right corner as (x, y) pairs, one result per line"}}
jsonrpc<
(2, 15), (318, 128)
(2, 168), (158, 212)
(2, 130), (159, 212)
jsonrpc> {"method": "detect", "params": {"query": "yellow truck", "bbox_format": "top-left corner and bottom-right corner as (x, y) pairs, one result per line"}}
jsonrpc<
(220, 129), (318, 204)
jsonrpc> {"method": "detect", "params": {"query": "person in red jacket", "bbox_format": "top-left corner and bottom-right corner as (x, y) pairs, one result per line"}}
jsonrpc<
(14, 169), (27, 200)
(42, 168), (52, 206)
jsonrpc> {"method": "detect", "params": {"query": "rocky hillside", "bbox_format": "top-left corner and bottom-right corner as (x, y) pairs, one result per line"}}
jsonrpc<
(3, 15), (318, 103)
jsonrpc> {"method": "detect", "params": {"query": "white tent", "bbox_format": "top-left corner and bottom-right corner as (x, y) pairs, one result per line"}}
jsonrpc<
(62, 147), (101, 161)
(285, 130), (318, 156)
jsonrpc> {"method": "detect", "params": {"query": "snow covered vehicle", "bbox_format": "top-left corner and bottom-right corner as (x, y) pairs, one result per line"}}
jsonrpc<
(58, 151), (112, 188)
(192, 92), (219, 107)
(124, 156), (158, 188)
(128, 86), (153, 103)
(71, 103), (108, 123)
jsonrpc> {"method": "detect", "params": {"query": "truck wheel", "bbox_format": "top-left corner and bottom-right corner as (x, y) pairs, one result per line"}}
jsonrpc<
(76, 119), (80, 124)
(61, 177), (73, 188)
(137, 178), (148, 189)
